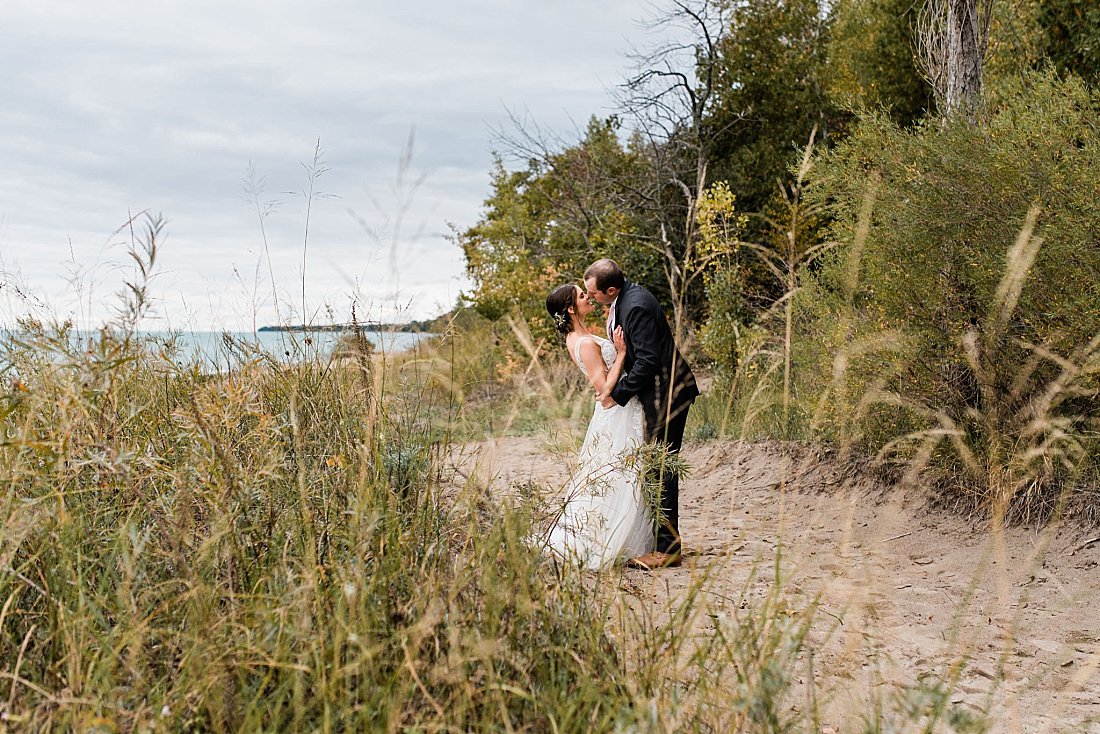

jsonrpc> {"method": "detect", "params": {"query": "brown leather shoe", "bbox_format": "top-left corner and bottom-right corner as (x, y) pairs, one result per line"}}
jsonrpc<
(626, 551), (682, 571)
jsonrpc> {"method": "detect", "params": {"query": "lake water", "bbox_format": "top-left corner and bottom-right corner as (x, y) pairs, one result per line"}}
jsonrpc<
(6, 329), (435, 372)
(140, 330), (434, 369)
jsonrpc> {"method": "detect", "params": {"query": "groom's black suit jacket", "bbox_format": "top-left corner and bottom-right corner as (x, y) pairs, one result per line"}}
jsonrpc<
(608, 280), (700, 438)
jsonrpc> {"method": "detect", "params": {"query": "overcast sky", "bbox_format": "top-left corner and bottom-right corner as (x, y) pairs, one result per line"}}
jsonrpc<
(0, 0), (685, 330)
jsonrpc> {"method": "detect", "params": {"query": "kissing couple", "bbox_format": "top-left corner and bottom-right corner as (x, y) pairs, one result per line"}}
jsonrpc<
(541, 259), (699, 571)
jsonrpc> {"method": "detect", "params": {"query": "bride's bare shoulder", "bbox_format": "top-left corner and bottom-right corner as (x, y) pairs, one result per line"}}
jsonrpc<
(565, 331), (586, 348)
(570, 334), (602, 360)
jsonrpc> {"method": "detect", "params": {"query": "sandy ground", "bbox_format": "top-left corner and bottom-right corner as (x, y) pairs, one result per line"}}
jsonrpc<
(444, 436), (1100, 733)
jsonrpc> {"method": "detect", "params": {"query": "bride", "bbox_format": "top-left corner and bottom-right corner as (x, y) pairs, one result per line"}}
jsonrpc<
(540, 283), (654, 570)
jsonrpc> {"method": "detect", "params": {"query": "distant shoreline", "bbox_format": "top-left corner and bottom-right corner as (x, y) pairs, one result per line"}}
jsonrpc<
(258, 322), (433, 334)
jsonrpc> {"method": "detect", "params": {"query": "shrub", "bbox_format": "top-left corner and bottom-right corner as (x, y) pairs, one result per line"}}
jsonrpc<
(801, 71), (1100, 517)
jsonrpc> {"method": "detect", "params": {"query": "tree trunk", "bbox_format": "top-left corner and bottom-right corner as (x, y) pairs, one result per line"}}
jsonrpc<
(944, 0), (983, 122)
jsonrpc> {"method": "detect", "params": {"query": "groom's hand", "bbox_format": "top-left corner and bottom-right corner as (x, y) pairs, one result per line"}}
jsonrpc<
(599, 393), (617, 409)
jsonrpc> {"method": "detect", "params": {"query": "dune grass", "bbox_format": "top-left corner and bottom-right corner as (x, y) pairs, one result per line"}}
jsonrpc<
(7, 194), (1091, 730)
(0, 317), (810, 732)
(0, 309), (1016, 732)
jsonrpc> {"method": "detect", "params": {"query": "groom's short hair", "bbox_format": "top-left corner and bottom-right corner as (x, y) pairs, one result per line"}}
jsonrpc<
(584, 259), (625, 292)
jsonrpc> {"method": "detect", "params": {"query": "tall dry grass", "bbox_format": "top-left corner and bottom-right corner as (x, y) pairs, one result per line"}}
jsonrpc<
(9, 191), (1088, 731)
(2, 292), (1003, 731)
(0, 240), (830, 733)
(1, 321), (603, 730)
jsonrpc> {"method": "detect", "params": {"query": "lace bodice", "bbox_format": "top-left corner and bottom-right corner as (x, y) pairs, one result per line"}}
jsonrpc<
(572, 335), (617, 377)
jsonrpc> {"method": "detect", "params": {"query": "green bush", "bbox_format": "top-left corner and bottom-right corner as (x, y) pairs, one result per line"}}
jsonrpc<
(801, 71), (1100, 516)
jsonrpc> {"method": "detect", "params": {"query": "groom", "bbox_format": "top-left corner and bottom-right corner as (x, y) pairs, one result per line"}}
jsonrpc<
(584, 259), (699, 570)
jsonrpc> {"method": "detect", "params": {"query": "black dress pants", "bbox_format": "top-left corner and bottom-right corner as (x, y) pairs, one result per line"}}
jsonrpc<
(651, 405), (690, 554)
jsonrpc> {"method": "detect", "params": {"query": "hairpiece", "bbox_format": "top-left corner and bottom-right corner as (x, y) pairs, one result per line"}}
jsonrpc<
(552, 311), (568, 330)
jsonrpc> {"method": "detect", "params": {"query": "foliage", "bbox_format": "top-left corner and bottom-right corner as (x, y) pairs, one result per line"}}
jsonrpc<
(458, 118), (647, 328)
(694, 181), (746, 283)
(985, 0), (1045, 88)
(706, 0), (838, 220)
(698, 131), (832, 440)
(696, 182), (752, 375)
(986, 0), (1100, 97)
(695, 177), (764, 366)
(1037, 0), (1100, 80)
(457, 157), (561, 323)
(802, 71), (1100, 515)
(827, 0), (933, 125)
(691, 0), (842, 331)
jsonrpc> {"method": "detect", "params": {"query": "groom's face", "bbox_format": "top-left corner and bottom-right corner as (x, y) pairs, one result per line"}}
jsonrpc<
(584, 277), (618, 306)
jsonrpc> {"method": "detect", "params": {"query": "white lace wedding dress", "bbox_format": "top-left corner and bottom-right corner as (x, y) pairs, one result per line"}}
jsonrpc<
(543, 335), (654, 570)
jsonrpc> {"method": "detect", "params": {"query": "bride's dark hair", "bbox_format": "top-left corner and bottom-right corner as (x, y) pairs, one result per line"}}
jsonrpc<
(545, 284), (578, 335)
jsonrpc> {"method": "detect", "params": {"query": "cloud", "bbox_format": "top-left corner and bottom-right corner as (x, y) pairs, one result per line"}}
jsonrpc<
(0, 0), (681, 328)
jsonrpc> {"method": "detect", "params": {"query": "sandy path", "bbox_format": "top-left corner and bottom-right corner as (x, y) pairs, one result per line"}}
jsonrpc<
(445, 436), (1100, 733)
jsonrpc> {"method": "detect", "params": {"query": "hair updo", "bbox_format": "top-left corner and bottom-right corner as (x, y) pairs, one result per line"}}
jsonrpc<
(545, 284), (578, 335)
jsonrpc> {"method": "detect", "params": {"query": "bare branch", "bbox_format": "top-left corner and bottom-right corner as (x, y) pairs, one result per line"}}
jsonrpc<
(916, 0), (995, 120)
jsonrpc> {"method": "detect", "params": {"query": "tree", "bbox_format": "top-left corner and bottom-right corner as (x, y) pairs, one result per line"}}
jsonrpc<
(917, 0), (995, 121)
(458, 158), (551, 322)
(1037, 0), (1100, 81)
(700, 0), (838, 324)
(828, 0), (933, 126)
(458, 118), (645, 326)
(705, 0), (835, 211)
(614, 0), (733, 337)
